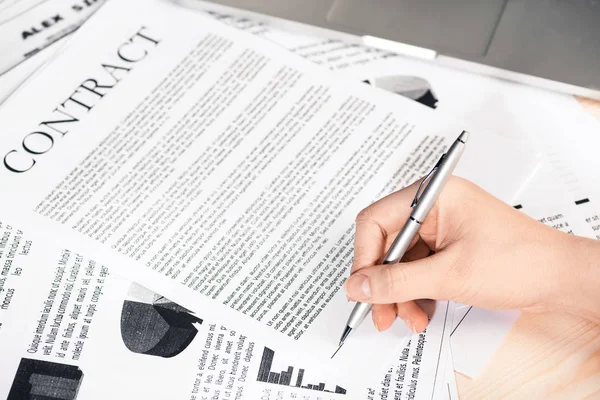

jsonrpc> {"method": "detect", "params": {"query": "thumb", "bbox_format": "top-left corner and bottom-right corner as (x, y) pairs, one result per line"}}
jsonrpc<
(345, 252), (451, 304)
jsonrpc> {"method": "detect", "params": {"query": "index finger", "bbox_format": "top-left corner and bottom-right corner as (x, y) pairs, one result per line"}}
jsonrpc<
(351, 179), (422, 274)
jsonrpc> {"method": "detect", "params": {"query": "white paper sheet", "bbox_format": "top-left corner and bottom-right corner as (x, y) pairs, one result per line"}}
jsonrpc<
(370, 301), (454, 400)
(522, 95), (600, 240)
(450, 304), (470, 333)
(450, 307), (520, 379)
(0, 0), (47, 22)
(0, 0), (487, 385)
(0, 216), (460, 399)
(514, 158), (600, 241)
(0, 35), (66, 105)
(1, 0), (595, 396)
(199, 6), (595, 157)
(0, 0), (106, 75)
(187, 3), (600, 216)
(0, 220), (353, 399)
(171, 8), (588, 385)
(510, 87), (600, 204)
(0, 0), (542, 387)
(200, 8), (541, 205)
(576, 200), (600, 241)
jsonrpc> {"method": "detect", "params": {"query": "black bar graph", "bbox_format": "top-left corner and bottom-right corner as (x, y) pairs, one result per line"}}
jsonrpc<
(256, 347), (346, 395)
(335, 386), (347, 394)
(257, 348), (274, 382)
(280, 366), (293, 385)
(295, 369), (304, 387)
(268, 372), (280, 384)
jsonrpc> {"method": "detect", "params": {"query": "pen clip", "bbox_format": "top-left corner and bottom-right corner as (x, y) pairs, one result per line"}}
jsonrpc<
(411, 153), (445, 208)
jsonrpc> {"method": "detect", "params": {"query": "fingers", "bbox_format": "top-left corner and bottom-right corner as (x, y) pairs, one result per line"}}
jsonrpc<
(396, 301), (428, 333)
(352, 179), (425, 274)
(345, 251), (451, 304)
(371, 302), (429, 333)
(371, 304), (396, 331)
(361, 239), (434, 333)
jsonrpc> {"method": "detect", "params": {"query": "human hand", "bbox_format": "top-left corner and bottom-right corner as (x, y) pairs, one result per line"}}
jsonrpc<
(345, 176), (600, 333)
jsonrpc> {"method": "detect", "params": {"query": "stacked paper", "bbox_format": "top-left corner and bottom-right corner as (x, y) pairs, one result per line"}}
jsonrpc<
(0, 1), (598, 399)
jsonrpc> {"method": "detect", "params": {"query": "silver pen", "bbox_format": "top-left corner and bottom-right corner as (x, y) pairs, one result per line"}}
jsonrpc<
(334, 131), (469, 357)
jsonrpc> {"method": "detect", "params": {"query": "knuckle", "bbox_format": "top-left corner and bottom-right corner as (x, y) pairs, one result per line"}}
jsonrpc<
(381, 264), (404, 299)
(356, 205), (373, 223)
(355, 205), (387, 245)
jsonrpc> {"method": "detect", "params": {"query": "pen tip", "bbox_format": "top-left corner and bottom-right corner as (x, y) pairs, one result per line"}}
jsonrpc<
(331, 326), (352, 358)
(458, 130), (470, 143)
(331, 342), (344, 359)
(339, 326), (352, 344)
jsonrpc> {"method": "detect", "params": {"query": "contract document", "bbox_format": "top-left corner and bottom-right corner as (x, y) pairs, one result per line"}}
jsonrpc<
(0, 217), (457, 399)
(0, 0), (534, 383)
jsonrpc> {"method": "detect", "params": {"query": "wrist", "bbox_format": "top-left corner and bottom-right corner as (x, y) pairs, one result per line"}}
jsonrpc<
(560, 234), (600, 323)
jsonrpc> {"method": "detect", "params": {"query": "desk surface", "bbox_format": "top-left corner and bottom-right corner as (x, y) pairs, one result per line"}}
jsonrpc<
(456, 97), (600, 400)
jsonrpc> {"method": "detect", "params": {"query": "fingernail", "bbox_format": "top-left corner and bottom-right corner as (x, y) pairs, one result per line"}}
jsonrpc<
(374, 320), (381, 332)
(403, 318), (414, 333)
(345, 274), (371, 299)
(412, 322), (419, 333)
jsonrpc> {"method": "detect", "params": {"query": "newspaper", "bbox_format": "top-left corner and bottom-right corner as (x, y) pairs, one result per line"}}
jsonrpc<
(0, 217), (456, 399)
(0, 0), (106, 76)
(0, 36), (67, 105)
(0, 219), (350, 399)
(0, 0), (478, 386)
(0, 0), (538, 380)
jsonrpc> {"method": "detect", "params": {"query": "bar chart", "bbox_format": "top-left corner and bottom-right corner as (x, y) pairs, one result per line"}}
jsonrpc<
(256, 347), (347, 394)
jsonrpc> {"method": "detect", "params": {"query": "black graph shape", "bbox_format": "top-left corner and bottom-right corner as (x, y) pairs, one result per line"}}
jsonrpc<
(268, 372), (280, 384)
(256, 347), (346, 394)
(257, 347), (275, 382)
(120, 300), (202, 358)
(335, 386), (347, 394)
(280, 366), (293, 385)
(8, 358), (84, 400)
(414, 89), (438, 109)
(575, 198), (590, 205)
(364, 76), (439, 109)
(295, 369), (304, 387)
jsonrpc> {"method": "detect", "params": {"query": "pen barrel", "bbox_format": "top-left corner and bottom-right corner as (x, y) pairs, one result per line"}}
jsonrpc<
(344, 132), (468, 337)
(347, 302), (373, 328)
(411, 137), (466, 223)
(346, 219), (420, 329)
(383, 218), (421, 264)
